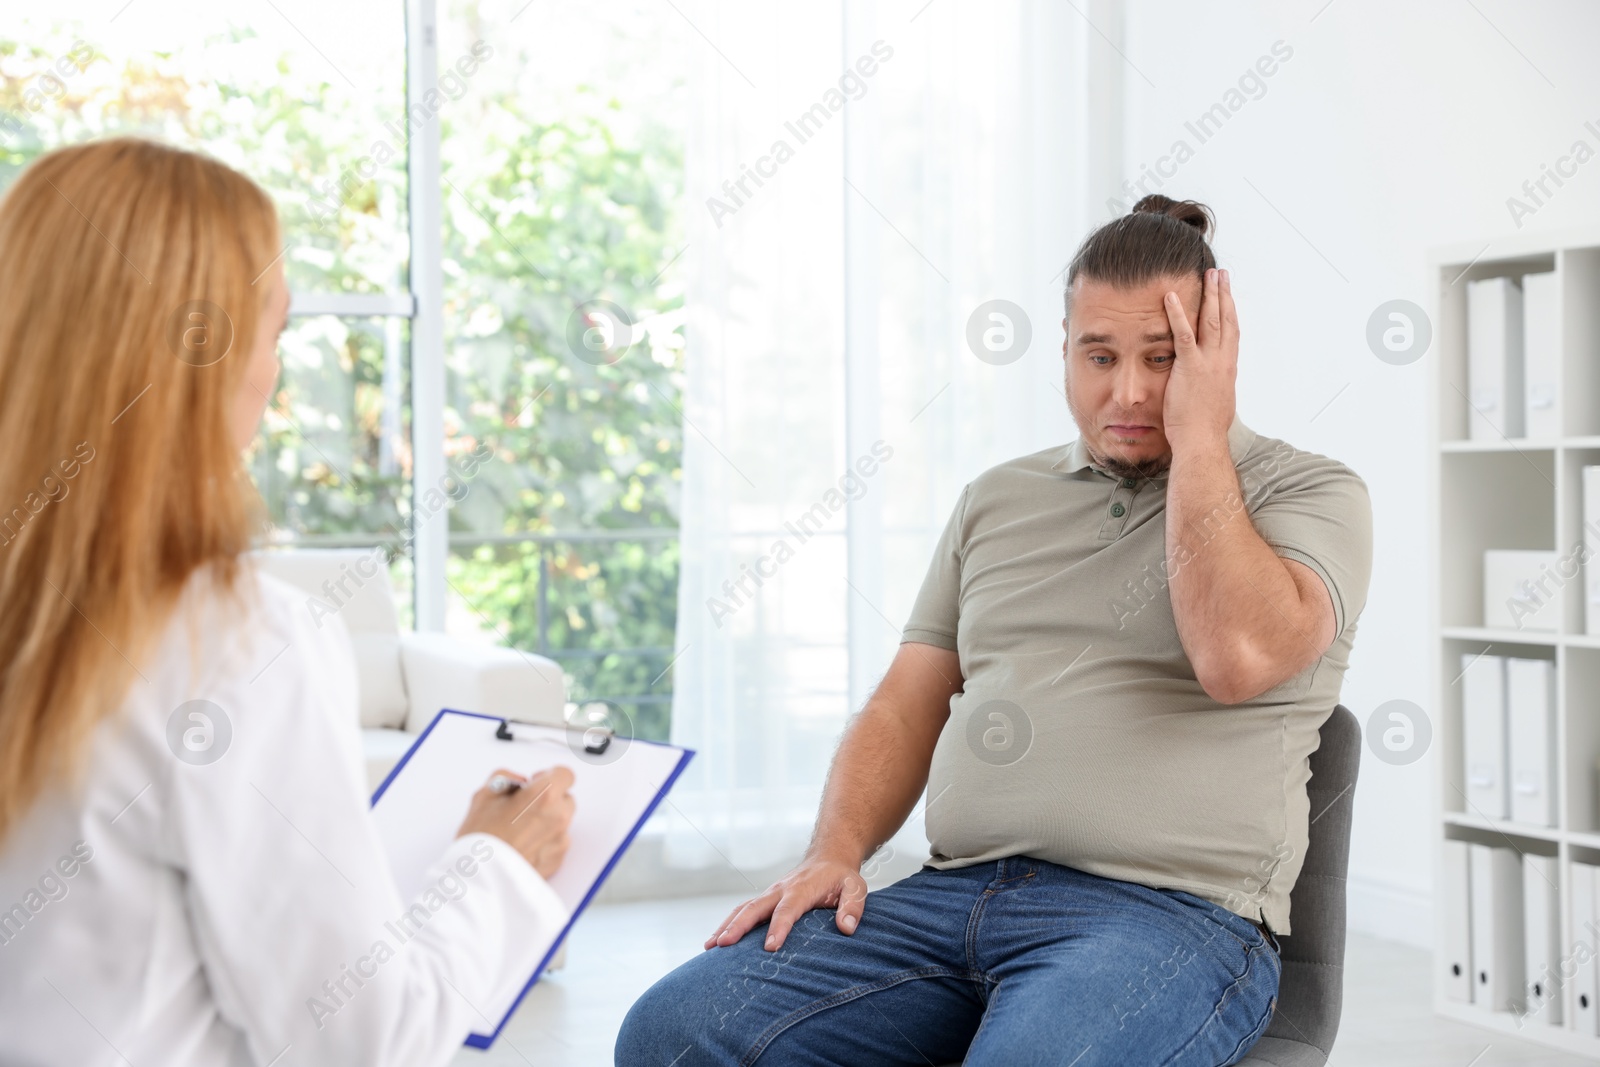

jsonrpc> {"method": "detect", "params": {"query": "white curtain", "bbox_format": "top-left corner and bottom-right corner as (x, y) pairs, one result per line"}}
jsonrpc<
(666, 0), (1097, 879)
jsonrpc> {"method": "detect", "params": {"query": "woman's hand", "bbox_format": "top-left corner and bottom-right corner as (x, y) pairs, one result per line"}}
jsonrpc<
(1161, 266), (1238, 455)
(456, 766), (576, 880)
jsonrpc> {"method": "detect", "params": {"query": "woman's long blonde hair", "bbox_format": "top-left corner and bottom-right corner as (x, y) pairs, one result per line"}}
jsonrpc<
(0, 138), (279, 841)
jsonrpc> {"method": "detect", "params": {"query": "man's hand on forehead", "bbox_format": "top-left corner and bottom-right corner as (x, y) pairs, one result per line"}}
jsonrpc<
(1160, 267), (1238, 455)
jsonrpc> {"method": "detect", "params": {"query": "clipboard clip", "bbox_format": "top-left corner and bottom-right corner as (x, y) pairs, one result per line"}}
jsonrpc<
(495, 717), (613, 756)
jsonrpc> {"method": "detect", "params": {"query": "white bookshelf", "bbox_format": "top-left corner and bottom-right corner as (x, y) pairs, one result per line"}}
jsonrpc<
(1432, 223), (1600, 1053)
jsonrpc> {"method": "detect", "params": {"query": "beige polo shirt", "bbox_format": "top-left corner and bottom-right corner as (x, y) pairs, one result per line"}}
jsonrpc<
(903, 416), (1372, 934)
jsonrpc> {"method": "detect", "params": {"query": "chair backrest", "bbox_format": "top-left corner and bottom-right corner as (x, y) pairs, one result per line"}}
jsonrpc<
(1236, 703), (1362, 1067)
(250, 547), (401, 635)
(249, 548), (411, 730)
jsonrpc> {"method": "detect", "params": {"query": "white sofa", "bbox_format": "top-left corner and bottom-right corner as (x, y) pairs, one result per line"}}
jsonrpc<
(251, 548), (569, 792)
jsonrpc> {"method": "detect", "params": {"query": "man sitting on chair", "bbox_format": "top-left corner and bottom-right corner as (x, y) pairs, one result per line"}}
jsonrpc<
(616, 194), (1373, 1067)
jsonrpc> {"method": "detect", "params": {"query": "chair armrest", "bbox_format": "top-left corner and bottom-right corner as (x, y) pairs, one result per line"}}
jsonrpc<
(398, 633), (567, 734)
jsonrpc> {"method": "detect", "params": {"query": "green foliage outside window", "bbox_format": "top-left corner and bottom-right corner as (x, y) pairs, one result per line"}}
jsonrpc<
(0, 14), (685, 740)
(441, 86), (686, 741)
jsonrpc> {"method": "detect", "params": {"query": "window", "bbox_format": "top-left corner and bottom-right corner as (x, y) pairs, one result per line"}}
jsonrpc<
(0, 0), (686, 737)
(436, 0), (687, 742)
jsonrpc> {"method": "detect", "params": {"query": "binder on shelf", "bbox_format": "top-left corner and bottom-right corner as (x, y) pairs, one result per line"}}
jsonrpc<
(1573, 862), (1600, 1036)
(1467, 275), (1525, 440)
(1468, 842), (1526, 1011)
(1522, 270), (1560, 439)
(1483, 550), (1562, 633)
(1507, 658), (1556, 828)
(1522, 854), (1561, 1024)
(1442, 838), (1474, 1003)
(1594, 757), (1600, 832)
(1586, 466), (1600, 635)
(1462, 654), (1509, 820)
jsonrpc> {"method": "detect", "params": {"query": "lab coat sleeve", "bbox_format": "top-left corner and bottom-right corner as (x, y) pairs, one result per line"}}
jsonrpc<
(167, 580), (568, 1067)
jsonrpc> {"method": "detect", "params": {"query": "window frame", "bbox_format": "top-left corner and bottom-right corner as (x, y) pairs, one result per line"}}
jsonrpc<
(404, 0), (448, 631)
(285, 0), (446, 630)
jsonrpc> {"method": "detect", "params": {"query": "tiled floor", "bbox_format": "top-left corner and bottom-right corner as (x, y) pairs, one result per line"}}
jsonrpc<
(452, 893), (1600, 1066)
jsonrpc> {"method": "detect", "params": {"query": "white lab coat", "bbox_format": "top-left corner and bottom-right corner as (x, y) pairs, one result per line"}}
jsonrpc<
(0, 563), (567, 1066)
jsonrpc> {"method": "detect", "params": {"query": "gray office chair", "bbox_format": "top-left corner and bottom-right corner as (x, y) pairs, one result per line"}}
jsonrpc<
(1233, 702), (1361, 1066)
(937, 704), (1360, 1067)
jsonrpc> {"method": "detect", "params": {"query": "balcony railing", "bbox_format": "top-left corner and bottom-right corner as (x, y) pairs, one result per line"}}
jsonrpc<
(449, 530), (678, 719)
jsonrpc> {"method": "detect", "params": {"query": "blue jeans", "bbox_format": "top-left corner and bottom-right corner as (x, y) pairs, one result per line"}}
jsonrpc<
(616, 857), (1280, 1066)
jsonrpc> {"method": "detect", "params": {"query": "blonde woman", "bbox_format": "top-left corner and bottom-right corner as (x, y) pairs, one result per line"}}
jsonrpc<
(0, 138), (575, 1066)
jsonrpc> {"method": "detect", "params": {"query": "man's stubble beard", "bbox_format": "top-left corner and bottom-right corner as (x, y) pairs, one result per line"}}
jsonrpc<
(1088, 446), (1171, 482)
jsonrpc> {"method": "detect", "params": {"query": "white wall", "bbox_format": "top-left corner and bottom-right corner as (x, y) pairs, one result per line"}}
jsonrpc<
(1119, 0), (1600, 947)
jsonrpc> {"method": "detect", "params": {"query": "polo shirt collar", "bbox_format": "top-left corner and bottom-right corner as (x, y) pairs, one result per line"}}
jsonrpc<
(1054, 414), (1256, 480)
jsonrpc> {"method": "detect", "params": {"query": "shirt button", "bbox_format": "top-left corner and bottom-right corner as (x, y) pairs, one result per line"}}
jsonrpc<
(1121, 478), (1136, 489)
(1110, 503), (1126, 517)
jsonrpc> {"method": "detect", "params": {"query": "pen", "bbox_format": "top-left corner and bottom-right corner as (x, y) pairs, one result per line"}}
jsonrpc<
(488, 774), (525, 794)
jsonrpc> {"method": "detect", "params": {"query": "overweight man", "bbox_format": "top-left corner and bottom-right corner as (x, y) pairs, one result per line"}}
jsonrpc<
(617, 200), (1373, 1066)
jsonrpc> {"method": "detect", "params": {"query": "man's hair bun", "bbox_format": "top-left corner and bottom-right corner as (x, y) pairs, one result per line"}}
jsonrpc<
(1129, 194), (1214, 241)
(1061, 194), (1219, 316)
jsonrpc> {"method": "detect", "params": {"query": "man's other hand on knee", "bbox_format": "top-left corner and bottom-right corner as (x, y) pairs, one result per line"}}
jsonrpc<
(704, 854), (869, 952)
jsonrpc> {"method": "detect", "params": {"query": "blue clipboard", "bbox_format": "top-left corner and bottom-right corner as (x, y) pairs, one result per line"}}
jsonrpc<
(369, 707), (694, 1049)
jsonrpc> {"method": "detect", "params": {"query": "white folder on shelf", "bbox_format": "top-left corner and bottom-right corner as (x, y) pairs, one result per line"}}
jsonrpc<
(1467, 275), (1525, 441)
(1523, 854), (1561, 1023)
(370, 709), (694, 1050)
(1508, 658), (1556, 828)
(1586, 466), (1600, 635)
(1462, 654), (1509, 820)
(1572, 862), (1600, 1035)
(1442, 838), (1474, 1003)
(1468, 842), (1525, 1011)
(1522, 270), (1560, 439)
(1483, 550), (1562, 633)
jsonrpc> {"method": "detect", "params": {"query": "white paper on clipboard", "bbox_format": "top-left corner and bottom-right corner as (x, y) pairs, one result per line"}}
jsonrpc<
(369, 708), (693, 1048)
